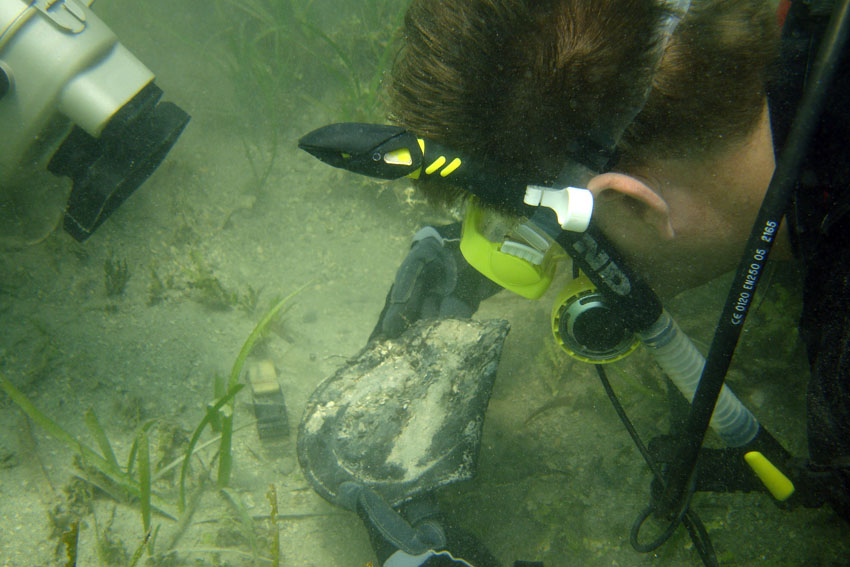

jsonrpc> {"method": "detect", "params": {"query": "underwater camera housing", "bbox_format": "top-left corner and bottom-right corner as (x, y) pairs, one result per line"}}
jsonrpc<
(0, 0), (190, 241)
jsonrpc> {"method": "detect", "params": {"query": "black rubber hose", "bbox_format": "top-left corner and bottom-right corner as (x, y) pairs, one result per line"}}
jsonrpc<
(594, 365), (718, 567)
(655, 0), (850, 520)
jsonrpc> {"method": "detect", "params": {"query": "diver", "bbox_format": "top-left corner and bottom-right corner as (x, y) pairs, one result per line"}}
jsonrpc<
(0, 0), (189, 244)
(299, 0), (850, 565)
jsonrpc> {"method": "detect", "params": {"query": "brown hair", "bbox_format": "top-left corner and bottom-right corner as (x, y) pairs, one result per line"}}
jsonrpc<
(388, 0), (779, 207)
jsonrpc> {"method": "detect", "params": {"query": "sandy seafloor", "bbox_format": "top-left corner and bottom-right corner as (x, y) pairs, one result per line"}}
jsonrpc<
(1, 1), (849, 566)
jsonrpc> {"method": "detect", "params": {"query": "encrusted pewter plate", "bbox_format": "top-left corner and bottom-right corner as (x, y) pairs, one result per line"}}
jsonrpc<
(297, 318), (510, 509)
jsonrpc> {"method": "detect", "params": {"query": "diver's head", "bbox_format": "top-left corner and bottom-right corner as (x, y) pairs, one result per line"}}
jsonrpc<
(587, 104), (780, 298)
(388, 0), (780, 295)
(391, 0), (777, 178)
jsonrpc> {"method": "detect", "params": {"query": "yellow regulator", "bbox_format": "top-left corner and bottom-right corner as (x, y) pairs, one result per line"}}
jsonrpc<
(551, 274), (640, 363)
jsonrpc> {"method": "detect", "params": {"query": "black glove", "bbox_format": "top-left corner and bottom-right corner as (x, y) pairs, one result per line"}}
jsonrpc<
(370, 223), (502, 341)
(342, 482), (500, 567)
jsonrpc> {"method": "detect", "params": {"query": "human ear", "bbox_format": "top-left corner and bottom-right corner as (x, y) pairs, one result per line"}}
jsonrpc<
(587, 172), (675, 239)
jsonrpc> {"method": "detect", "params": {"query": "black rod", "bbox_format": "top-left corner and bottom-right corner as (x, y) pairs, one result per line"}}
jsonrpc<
(655, 0), (850, 519)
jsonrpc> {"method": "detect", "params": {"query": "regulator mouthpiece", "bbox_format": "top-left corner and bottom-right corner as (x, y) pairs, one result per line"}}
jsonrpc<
(551, 274), (640, 363)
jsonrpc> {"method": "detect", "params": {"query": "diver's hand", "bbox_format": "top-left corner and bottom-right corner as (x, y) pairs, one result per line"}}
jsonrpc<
(344, 483), (501, 567)
(370, 223), (501, 341)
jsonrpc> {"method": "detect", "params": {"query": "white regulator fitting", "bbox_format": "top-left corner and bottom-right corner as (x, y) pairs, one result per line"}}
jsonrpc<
(524, 185), (594, 233)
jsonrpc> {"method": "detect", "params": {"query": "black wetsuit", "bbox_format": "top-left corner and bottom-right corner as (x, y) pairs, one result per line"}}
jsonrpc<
(769, 0), (850, 520)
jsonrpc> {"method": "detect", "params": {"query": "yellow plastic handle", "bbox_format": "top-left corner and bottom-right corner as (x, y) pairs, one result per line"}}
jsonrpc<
(744, 451), (795, 501)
